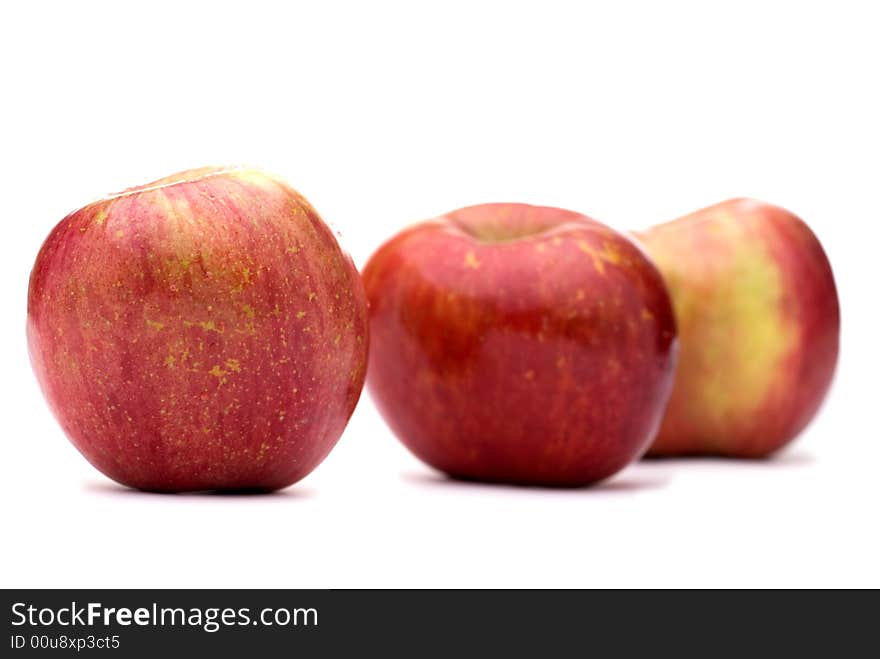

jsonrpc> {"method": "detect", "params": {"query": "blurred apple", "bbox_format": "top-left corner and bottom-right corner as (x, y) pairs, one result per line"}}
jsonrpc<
(634, 198), (839, 457)
(363, 203), (678, 486)
(27, 167), (368, 491)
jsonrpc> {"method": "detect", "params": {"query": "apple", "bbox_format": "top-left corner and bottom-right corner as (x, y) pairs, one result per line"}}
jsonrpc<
(363, 203), (678, 486)
(634, 198), (839, 457)
(27, 167), (368, 491)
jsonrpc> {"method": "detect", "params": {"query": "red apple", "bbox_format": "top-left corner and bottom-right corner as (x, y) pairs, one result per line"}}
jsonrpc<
(363, 203), (678, 486)
(634, 198), (839, 457)
(27, 167), (368, 491)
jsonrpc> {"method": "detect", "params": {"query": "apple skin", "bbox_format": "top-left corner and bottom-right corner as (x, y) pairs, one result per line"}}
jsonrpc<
(634, 198), (839, 458)
(363, 203), (678, 486)
(27, 167), (368, 492)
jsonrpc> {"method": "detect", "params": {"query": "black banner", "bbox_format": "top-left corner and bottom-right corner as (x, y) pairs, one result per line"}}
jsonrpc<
(2, 589), (875, 656)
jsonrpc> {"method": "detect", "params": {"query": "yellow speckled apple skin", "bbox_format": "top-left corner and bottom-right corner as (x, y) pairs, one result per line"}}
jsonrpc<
(27, 167), (368, 491)
(634, 199), (839, 457)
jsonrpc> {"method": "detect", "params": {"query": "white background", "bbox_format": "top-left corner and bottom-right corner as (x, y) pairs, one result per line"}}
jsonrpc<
(1, 1), (877, 588)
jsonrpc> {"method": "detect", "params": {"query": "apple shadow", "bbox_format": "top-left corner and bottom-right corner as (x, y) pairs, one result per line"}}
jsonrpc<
(402, 466), (671, 494)
(83, 481), (314, 500)
(766, 450), (816, 467)
(640, 448), (815, 468)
